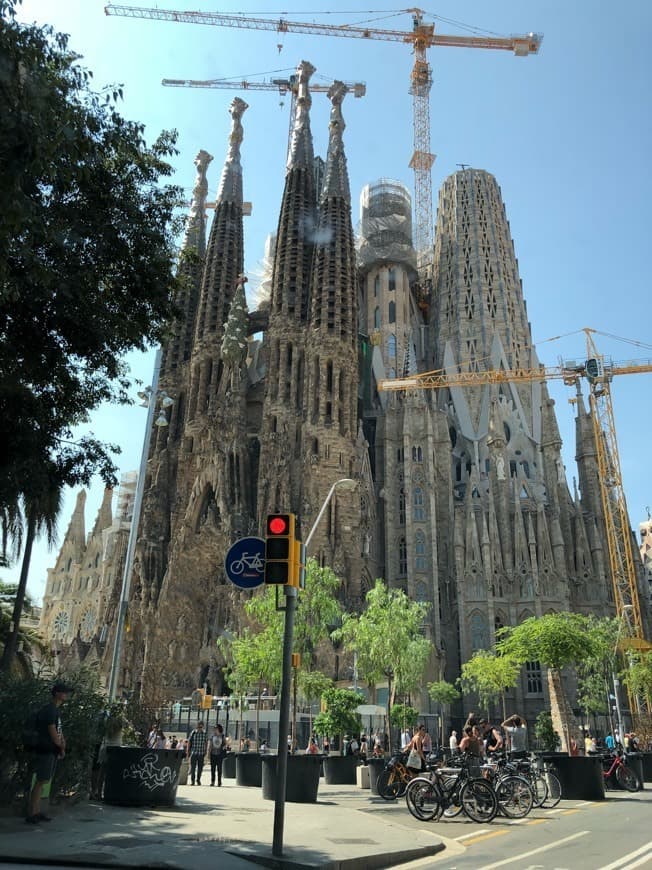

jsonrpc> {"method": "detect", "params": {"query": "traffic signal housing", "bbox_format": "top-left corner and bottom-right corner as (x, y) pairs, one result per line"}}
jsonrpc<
(265, 513), (297, 585)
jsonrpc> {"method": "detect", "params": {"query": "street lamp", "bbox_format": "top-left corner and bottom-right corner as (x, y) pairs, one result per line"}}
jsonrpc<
(107, 349), (173, 702)
(304, 478), (357, 550)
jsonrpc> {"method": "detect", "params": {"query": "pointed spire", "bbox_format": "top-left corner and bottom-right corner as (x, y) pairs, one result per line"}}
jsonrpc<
(321, 81), (350, 202)
(65, 491), (87, 551)
(91, 488), (113, 536)
(221, 275), (250, 367)
(183, 149), (212, 255)
(287, 60), (315, 171)
(217, 98), (247, 206)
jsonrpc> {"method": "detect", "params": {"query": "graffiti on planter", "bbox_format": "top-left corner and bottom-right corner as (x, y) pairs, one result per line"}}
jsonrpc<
(122, 752), (178, 791)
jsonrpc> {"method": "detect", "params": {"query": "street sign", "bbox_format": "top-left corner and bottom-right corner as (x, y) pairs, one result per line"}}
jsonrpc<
(224, 537), (265, 589)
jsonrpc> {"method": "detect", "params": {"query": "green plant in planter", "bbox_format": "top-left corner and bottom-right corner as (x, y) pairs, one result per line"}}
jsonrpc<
(534, 711), (560, 752)
(103, 702), (130, 739)
(313, 687), (363, 755)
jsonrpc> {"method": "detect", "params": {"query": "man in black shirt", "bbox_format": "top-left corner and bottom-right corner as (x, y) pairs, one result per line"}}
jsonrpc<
(26, 682), (73, 824)
(479, 717), (504, 756)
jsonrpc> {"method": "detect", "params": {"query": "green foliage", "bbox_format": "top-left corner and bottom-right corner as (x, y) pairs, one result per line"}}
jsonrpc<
(496, 612), (598, 670)
(459, 650), (520, 714)
(313, 687), (363, 750)
(0, 667), (105, 806)
(0, 5), (185, 518)
(576, 670), (608, 718)
(427, 680), (460, 707)
(389, 703), (419, 729)
(623, 651), (652, 701)
(337, 579), (430, 698)
(533, 711), (560, 752)
(298, 670), (332, 706)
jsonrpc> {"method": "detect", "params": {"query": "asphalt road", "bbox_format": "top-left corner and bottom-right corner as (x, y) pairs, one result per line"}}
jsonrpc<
(365, 789), (652, 870)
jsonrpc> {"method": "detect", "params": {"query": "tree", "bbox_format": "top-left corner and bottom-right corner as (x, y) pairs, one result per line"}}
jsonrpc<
(459, 650), (520, 722)
(427, 680), (461, 745)
(533, 711), (560, 752)
(389, 703), (419, 731)
(497, 612), (600, 753)
(337, 579), (430, 750)
(0, 465), (62, 672)
(0, 1), (185, 529)
(313, 688), (363, 755)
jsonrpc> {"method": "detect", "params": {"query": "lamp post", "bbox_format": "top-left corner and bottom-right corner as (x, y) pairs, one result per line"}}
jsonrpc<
(107, 349), (173, 702)
(272, 476), (357, 859)
(304, 478), (357, 550)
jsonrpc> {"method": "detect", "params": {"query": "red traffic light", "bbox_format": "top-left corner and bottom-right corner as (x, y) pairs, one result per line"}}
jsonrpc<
(267, 515), (289, 535)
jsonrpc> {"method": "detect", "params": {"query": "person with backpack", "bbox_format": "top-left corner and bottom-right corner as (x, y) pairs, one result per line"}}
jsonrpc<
(26, 682), (74, 825)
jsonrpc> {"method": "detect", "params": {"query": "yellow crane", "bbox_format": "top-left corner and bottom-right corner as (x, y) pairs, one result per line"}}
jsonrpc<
(105, 4), (541, 273)
(379, 327), (652, 712)
(162, 74), (366, 160)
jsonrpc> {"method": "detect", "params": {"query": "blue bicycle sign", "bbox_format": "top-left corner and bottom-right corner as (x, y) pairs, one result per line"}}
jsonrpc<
(225, 537), (265, 589)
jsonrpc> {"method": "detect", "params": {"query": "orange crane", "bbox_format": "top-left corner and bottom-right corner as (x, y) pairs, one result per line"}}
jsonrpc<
(379, 327), (652, 711)
(105, 5), (542, 273)
(162, 74), (366, 160)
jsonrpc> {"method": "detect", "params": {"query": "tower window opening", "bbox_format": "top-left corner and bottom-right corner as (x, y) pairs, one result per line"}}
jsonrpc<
(388, 268), (396, 292)
(374, 306), (381, 329)
(398, 537), (407, 575)
(399, 488), (406, 525)
(388, 301), (396, 324)
(413, 486), (425, 521)
(374, 274), (380, 297)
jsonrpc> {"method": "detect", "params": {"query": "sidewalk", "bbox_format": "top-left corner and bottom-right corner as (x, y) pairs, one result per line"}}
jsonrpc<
(0, 780), (448, 870)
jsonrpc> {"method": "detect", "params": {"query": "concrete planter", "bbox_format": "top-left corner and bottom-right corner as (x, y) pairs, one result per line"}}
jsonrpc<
(103, 747), (183, 807)
(261, 754), (320, 803)
(236, 752), (262, 787)
(543, 754), (605, 800)
(367, 757), (386, 795)
(640, 752), (652, 783)
(323, 754), (358, 785)
(222, 752), (236, 779)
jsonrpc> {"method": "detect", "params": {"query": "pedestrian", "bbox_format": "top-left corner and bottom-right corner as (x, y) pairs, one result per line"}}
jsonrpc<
(449, 729), (458, 754)
(501, 714), (528, 758)
(406, 723), (426, 771)
(400, 727), (411, 750)
(421, 729), (432, 756)
(359, 734), (368, 760)
(605, 733), (615, 751)
(154, 729), (166, 750)
(306, 736), (319, 755)
(187, 721), (208, 785)
(480, 718), (503, 756)
(26, 682), (74, 824)
(209, 724), (225, 786)
(459, 725), (484, 758)
(322, 736), (330, 755)
(146, 722), (158, 749)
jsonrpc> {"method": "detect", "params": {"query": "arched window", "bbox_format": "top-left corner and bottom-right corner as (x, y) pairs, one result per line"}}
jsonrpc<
(412, 445), (423, 462)
(398, 488), (406, 525)
(374, 306), (381, 329)
(387, 334), (396, 359)
(415, 530), (426, 570)
(413, 486), (425, 521)
(374, 274), (380, 297)
(415, 581), (428, 602)
(398, 537), (407, 575)
(470, 612), (488, 650)
(388, 301), (396, 324)
(388, 268), (396, 292)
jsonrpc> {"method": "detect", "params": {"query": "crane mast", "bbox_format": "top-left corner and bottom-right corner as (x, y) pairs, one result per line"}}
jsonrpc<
(105, 4), (541, 274)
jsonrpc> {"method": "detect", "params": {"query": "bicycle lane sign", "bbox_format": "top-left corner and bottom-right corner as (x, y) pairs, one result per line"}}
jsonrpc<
(224, 537), (265, 589)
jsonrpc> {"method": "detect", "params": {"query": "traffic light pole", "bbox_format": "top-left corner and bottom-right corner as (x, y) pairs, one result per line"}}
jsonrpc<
(272, 584), (297, 858)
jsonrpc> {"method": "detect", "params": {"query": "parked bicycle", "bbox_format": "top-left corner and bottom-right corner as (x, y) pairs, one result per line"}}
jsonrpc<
(376, 750), (419, 800)
(406, 754), (498, 823)
(599, 750), (641, 792)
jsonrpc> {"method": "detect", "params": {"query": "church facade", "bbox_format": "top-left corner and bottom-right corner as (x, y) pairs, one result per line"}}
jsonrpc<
(42, 62), (644, 718)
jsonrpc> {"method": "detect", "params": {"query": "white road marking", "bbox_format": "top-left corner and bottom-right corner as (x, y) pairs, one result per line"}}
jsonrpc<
(455, 829), (490, 841)
(597, 841), (652, 870)
(476, 830), (590, 870)
(621, 855), (652, 870)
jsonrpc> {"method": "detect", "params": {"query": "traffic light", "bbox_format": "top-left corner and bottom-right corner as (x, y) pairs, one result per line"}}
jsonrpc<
(264, 513), (296, 585)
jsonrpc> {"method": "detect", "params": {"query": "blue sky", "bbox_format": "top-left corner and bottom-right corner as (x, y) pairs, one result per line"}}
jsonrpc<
(9, 0), (652, 602)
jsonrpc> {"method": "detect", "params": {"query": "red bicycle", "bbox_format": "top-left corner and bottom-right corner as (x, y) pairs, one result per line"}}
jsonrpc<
(600, 751), (641, 792)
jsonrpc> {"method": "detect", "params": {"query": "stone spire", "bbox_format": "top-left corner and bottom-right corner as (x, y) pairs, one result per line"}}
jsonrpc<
(194, 98), (247, 345)
(91, 488), (113, 536)
(160, 150), (213, 383)
(269, 60), (317, 324)
(320, 81), (350, 202)
(63, 491), (86, 557)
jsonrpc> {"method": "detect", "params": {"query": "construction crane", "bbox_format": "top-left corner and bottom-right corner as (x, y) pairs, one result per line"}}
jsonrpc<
(162, 74), (366, 160)
(379, 327), (652, 712)
(105, 5), (542, 274)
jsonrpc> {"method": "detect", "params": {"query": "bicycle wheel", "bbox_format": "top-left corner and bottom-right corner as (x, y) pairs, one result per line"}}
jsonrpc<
(460, 779), (498, 823)
(529, 772), (548, 808)
(406, 778), (442, 821)
(495, 775), (534, 818)
(376, 768), (402, 800)
(616, 764), (640, 792)
(541, 771), (562, 808)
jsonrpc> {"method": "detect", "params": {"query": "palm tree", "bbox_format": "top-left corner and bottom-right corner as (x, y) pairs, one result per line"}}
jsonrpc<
(0, 464), (62, 673)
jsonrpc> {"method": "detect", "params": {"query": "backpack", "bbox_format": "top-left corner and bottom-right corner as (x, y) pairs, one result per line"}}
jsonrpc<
(22, 712), (40, 752)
